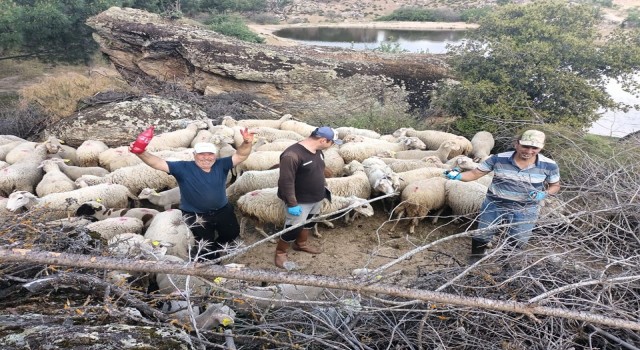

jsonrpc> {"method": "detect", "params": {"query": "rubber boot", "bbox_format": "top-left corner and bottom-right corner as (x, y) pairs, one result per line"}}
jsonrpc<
(292, 228), (322, 254)
(468, 238), (487, 265)
(274, 239), (290, 269)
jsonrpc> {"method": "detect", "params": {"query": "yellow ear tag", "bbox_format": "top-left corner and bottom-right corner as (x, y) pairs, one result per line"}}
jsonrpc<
(213, 277), (223, 284)
(152, 240), (160, 246)
(95, 198), (102, 202)
(221, 317), (233, 327)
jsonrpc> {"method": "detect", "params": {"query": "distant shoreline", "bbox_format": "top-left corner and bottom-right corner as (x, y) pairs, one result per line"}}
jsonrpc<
(249, 21), (478, 46)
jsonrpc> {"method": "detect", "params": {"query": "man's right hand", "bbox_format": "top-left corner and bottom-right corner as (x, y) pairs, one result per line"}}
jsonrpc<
(287, 205), (302, 216)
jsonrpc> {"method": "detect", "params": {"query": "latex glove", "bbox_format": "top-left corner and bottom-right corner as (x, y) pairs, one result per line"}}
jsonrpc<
(529, 190), (547, 202)
(287, 205), (302, 216)
(444, 168), (462, 181)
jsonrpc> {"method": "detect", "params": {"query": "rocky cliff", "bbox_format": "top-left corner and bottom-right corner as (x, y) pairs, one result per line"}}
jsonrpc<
(86, 7), (449, 120)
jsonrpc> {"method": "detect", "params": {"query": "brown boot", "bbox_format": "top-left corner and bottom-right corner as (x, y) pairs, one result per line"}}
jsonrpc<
(292, 228), (322, 254)
(274, 239), (290, 268)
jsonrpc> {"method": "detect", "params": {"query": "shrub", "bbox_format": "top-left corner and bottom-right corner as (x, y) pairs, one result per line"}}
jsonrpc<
(0, 100), (51, 138)
(19, 71), (133, 123)
(376, 7), (462, 22)
(624, 8), (640, 28)
(203, 14), (265, 43)
(249, 13), (281, 25)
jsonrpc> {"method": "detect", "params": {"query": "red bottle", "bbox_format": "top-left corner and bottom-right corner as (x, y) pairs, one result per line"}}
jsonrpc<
(130, 125), (155, 154)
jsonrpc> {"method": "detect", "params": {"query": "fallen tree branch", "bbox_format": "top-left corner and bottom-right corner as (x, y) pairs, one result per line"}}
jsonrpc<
(1, 248), (639, 332)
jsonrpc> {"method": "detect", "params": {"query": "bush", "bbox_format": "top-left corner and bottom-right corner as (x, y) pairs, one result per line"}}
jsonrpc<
(19, 71), (133, 123)
(0, 101), (51, 139)
(624, 8), (640, 28)
(203, 14), (265, 43)
(376, 7), (462, 22)
(248, 13), (280, 25)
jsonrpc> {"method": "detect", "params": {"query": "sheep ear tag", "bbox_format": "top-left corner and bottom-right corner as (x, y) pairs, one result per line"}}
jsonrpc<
(95, 198), (102, 202)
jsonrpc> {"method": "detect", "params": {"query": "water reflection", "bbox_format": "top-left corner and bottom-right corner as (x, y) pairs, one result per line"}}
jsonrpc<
(273, 27), (466, 53)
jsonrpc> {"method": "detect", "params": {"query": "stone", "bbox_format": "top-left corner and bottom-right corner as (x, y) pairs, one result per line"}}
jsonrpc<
(85, 7), (449, 120)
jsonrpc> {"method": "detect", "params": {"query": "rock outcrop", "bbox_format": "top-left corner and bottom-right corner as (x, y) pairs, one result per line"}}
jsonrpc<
(86, 7), (449, 120)
(48, 96), (207, 147)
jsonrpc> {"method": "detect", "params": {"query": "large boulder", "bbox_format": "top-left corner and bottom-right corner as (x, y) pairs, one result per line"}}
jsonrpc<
(48, 96), (207, 147)
(86, 7), (449, 120)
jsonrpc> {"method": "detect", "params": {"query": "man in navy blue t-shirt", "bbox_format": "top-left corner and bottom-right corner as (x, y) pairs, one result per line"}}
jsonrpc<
(132, 127), (254, 261)
(445, 130), (560, 264)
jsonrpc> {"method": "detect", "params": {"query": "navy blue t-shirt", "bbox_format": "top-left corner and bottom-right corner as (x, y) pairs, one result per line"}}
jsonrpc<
(167, 157), (233, 213)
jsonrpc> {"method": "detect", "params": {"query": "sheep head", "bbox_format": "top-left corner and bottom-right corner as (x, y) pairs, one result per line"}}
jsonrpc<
(345, 196), (375, 217)
(7, 191), (37, 211)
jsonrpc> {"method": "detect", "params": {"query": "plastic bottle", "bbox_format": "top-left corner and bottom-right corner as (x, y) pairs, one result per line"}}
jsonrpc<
(130, 125), (155, 154)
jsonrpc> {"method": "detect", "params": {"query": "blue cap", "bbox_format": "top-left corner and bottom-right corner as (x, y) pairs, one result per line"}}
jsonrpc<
(311, 126), (343, 145)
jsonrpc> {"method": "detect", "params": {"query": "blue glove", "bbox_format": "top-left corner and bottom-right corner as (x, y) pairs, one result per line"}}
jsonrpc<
(287, 205), (302, 216)
(444, 169), (462, 180)
(529, 190), (546, 202)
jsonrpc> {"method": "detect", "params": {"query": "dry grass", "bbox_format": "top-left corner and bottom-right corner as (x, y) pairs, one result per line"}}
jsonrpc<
(19, 70), (134, 122)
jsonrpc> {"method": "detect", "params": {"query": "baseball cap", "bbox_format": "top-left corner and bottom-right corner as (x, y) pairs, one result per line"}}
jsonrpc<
(194, 142), (218, 154)
(311, 126), (343, 145)
(519, 130), (545, 148)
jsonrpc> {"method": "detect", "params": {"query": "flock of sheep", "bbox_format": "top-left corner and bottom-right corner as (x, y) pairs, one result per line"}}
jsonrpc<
(0, 114), (500, 325)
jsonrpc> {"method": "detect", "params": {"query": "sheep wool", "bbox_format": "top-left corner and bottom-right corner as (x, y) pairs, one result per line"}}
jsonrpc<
(391, 177), (447, 234)
(143, 209), (194, 261)
(86, 216), (145, 240)
(35, 159), (76, 197)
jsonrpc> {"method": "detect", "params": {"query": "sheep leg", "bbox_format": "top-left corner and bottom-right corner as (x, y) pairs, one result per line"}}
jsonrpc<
(390, 210), (404, 232)
(313, 223), (323, 238)
(255, 225), (276, 244)
(430, 207), (446, 224)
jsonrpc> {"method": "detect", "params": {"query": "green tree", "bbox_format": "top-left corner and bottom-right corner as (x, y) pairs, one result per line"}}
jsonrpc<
(432, 0), (640, 135)
(0, 0), (120, 63)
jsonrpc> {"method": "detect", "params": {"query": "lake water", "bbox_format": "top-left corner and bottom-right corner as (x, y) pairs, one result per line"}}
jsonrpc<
(273, 27), (466, 54)
(273, 27), (639, 137)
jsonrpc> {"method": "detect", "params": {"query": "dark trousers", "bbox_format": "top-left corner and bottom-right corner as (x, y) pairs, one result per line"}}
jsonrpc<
(183, 203), (240, 260)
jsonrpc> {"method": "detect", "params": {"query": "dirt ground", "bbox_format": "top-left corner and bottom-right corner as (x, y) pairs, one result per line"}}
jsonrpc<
(232, 202), (470, 282)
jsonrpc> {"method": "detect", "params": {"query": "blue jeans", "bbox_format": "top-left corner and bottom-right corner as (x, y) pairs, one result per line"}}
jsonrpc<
(474, 198), (540, 248)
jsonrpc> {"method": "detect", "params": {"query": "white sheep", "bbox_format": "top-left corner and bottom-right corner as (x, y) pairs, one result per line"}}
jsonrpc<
(147, 121), (207, 151)
(143, 209), (195, 261)
(335, 127), (381, 140)
(0, 141), (24, 161)
(323, 147), (346, 178)
(326, 160), (371, 199)
(233, 150), (282, 176)
(4, 141), (37, 164)
(154, 254), (211, 295)
(445, 155), (479, 171)
(35, 159), (76, 197)
(394, 128), (472, 155)
(395, 167), (447, 192)
(209, 133), (236, 158)
(361, 157), (401, 196)
(76, 140), (109, 167)
(0, 161), (8, 170)
(443, 180), (488, 221)
(338, 137), (426, 163)
(0, 135), (26, 145)
(226, 168), (279, 204)
(223, 114), (293, 129)
(253, 139), (297, 152)
(280, 119), (317, 137)
(6, 184), (136, 220)
(99, 146), (142, 171)
(190, 129), (214, 147)
(107, 232), (168, 259)
(0, 143), (48, 196)
(86, 216), (145, 240)
(75, 200), (159, 228)
(236, 126), (303, 148)
(378, 156), (444, 172)
(75, 163), (178, 196)
(56, 159), (110, 180)
(390, 177), (447, 234)
(470, 131), (495, 162)
(394, 140), (461, 162)
(138, 187), (181, 210)
(236, 188), (375, 239)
